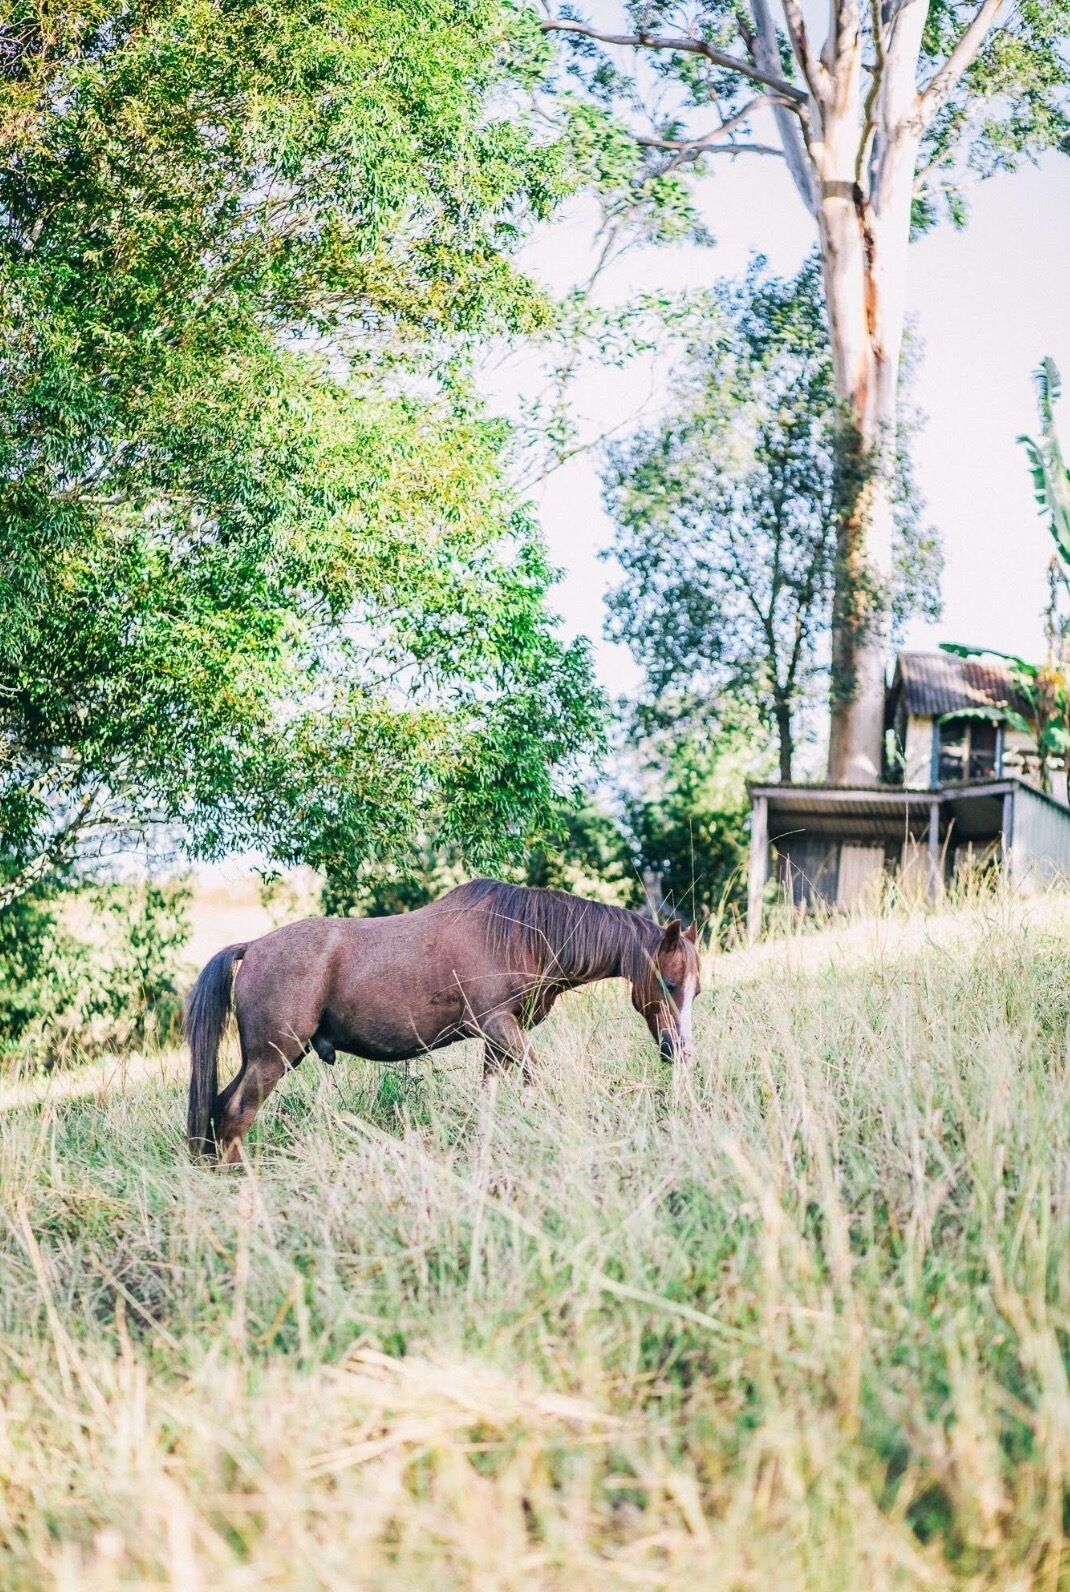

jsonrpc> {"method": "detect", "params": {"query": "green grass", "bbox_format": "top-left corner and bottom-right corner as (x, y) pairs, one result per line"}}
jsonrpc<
(3, 898), (1070, 1588)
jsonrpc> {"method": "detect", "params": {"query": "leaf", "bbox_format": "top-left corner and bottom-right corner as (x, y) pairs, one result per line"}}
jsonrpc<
(937, 707), (1024, 729)
(1018, 358), (1070, 564)
(939, 641), (1039, 678)
(0, 0), (603, 890)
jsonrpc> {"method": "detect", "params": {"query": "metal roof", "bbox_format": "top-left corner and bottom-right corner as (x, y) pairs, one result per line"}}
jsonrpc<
(750, 775), (1070, 815)
(749, 779), (1014, 823)
(891, 650), (1029, 720)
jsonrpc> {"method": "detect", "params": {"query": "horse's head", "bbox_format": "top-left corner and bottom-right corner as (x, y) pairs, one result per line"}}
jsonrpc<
(630, 918), (702, 1064)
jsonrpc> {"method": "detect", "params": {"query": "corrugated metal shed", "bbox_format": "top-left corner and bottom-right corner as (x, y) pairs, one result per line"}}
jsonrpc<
(1008, 782), (1070, 886)
(746, 774), (1070, 937)
(891, 651), (1029, 719)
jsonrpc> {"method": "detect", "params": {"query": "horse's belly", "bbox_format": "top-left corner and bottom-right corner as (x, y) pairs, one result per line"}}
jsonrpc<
(320, 995), (466, 1063)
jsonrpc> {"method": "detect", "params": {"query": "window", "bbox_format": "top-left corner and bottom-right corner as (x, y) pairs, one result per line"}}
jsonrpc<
(936, 717), (999, 783)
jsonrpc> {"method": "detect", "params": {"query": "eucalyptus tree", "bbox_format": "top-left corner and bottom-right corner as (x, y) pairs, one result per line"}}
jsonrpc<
(0, 0), (601, 909)
(540, 0), (1070, 782)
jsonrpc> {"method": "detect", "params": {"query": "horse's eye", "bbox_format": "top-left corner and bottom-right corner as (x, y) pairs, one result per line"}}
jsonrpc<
(664, 980), (676, 995)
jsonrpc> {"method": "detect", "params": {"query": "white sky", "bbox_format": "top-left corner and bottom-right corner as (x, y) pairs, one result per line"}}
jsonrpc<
(489, 143), (1070, 699)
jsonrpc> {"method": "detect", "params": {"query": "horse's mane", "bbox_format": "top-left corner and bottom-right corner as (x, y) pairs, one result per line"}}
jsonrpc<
(441, 878), (659, 984)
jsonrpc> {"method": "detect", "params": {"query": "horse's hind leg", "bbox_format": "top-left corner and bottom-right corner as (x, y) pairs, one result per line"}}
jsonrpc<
(216, 992), (309, 1162)
(214, 1047), (295, 1163)
(480, 1010), (537, 1088)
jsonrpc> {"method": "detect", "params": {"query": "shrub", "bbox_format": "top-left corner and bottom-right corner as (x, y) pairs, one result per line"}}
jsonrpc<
(0, 875), (191, 1068)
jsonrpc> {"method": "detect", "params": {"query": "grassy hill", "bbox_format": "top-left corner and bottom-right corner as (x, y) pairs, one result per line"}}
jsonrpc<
(3, 896), (1070, 1588)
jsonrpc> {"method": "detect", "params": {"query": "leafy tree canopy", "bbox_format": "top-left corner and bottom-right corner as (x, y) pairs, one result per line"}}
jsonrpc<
(0, 0), (603, 907)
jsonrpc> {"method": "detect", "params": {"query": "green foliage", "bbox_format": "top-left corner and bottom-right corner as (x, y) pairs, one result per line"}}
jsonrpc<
(914, 0), (1070, 229)
(332, 750), (758, 932)
(326, 846), (470, 918)
(0, 870), (84, 1045)
(0, 876), (191, 1063)
(0, 0), (602, 910)
(603, 257), (942, 779)
(620, 703), (772, 931)
(524, 802), (638, 904)
(85, 879), (192, 1049)
(327, 802), (637, 915)
(553, 96), (714, 255)
(1018, 357), (1070, 564)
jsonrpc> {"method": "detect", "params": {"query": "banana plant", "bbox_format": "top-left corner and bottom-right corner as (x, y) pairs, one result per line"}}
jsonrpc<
(1019, 358), (1070, 569)
(939, 643), (1070, 797)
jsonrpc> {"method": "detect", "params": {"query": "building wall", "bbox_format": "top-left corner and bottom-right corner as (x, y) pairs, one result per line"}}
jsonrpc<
(1009, 784), (1070, 887)
(903, 715), (934, 787)
(1002, 727), (1037, 778)
(1001, 729), (1070, 806)
(903, 716), (1061, 796)
(836, 845), (886, 909)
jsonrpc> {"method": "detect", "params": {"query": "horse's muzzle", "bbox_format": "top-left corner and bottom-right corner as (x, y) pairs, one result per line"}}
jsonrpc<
(660, 1033), (693, 1064)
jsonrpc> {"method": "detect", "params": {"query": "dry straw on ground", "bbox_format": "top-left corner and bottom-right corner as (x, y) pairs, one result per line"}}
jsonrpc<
(3, 893), (1070, 1588)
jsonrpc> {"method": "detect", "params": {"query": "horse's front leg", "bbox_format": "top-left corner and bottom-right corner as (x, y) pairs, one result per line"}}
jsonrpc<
(480, 1010), (537, 1089)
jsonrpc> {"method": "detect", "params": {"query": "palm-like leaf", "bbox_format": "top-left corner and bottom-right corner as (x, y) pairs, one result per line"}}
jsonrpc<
(1017, 358), (1070, 565)
(939, 641), (1039, 679)
(940, 705), (1035, 736)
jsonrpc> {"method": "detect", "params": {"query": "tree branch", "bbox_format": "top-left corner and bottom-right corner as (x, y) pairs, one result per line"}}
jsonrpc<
(0, 796), (104, 914)
(639, 92), (797, 148)
(749, 0), (818, 211)
(636, 93), (786, 158)
(541, 18), (808, 106)
(640, 139), (786, 159)
(780, 0), (832, 103)
(917, 0), (1006, 124)
(857, 0), (887, 192)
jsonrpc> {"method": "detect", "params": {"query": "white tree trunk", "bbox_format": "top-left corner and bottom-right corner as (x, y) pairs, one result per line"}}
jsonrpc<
(811, 7), (924, 785)
(820, 193), (907, 785)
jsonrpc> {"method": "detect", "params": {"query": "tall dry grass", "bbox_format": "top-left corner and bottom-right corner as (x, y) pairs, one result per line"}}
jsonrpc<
(3, 894), (1070, 1588)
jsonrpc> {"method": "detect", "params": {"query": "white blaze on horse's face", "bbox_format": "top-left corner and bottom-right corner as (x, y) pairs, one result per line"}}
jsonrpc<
(646, 918), (702, 1064)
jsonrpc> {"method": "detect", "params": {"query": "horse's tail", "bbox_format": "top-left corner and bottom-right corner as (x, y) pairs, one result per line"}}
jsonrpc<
(185, 943), (247, 1157)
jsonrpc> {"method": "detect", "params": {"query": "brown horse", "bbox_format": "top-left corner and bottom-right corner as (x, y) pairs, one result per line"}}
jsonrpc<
(185, 878), (701, 1161)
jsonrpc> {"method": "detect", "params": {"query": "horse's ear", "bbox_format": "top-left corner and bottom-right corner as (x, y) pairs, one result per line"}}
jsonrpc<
(684, 921), (698, 945)
(661, 919), (682, 948)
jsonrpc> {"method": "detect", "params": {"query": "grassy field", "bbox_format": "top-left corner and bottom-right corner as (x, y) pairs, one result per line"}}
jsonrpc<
(3, 896), (1070, 1588)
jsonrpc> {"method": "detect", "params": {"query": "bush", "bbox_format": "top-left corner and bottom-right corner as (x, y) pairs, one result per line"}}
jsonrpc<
(0, 875), (191, 1068)
(621, 706), (774, 935)
(0, 867), (86, 1049)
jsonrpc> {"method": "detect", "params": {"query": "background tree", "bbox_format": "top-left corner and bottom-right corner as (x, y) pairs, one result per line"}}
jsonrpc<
(0, 0), (602, 911)
(604, 258), (941, 780)
(616, 701), (771, 928)
(539, 0), (1070, 782)
(524, 802), (640, 901)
